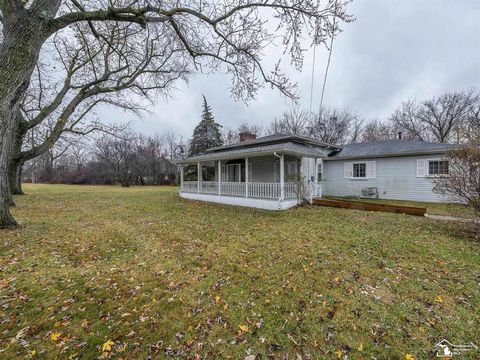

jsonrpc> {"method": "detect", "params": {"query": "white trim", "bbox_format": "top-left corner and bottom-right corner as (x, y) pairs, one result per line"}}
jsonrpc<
(344, 162), (352, 179)
(245, 156), (249, 198)
(217, 160), (221, 195)
(280, 154), (285, 201)
(197, 162), (201, 193)
(367, 161), (376, 179)
(180, 192), (298, 210)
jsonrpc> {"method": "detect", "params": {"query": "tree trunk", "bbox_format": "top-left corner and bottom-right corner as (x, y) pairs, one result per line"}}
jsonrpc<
(0, 119), (18, 227)
(0, 11), (49, 228)
(9, 159), (25, 196)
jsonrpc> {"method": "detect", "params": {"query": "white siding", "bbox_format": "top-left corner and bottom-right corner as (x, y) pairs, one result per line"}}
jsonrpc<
(323, 155), (447, 202)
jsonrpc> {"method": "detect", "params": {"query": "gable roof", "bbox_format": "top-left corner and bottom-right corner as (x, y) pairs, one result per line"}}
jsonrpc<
(327, 139), (461, 160)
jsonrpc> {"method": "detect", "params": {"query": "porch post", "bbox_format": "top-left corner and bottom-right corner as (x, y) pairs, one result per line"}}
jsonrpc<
(217, 160), (221, 196)
(280, 154), (285, 201)
(197, 162), (201, 194)
(245, 156), (249, 198)
(180, 165), (184, 191)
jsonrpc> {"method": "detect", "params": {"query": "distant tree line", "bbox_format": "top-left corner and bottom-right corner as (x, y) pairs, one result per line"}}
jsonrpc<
(22, 130), (187, 188)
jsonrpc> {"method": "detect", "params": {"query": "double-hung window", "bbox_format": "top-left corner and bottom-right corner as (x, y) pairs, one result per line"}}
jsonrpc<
(428, 160), (449, 176)
(352, 163), (367, 178)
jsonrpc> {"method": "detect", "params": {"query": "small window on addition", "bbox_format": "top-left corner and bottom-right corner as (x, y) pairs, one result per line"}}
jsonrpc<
(428, 160), (449, 176)
(353, 163), (366, 178)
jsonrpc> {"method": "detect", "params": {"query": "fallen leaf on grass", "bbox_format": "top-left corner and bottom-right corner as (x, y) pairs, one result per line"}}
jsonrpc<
(50, 332), (61, 342)
(239, 325), (249, 333)
(102, 339), (115, 352)
(434, 296), (444, 303)
(335, 349), (343, 359)
(405, 354), (415, 360)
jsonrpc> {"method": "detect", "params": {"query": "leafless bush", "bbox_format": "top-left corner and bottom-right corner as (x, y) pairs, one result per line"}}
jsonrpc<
(432, 145), (480, 220)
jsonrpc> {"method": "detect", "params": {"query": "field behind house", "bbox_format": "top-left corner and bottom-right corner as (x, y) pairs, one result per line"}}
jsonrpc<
(1, 185), (479, 359)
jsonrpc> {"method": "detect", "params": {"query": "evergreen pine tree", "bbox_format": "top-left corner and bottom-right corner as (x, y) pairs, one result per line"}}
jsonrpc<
(189, 95), (223, 156)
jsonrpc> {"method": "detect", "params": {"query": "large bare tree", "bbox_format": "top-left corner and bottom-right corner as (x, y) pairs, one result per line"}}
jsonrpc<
(308, 106), (360, 145)
(10, 20), (179, 197)
(0, 0), (352, 228)
(268, 106), (310, 136)
(389, 90), (479, 143)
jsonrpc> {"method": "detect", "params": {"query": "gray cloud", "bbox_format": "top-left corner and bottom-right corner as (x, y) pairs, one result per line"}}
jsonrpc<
(107, 0), (480, 138)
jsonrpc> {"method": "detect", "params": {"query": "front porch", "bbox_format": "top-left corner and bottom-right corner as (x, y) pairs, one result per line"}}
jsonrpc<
(178, 153), (322, 210)
(181, 181), (298, 199)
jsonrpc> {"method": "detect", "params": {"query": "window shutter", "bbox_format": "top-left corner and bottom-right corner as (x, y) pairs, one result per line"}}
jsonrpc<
(344, 162), (352, 179)
(416, 159), (426, 177)
(367, 161), (376, 179)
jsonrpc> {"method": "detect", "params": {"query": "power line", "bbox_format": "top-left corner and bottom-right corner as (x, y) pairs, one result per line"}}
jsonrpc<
(308, 45), (317, 114)
(319, 0), (337, 113)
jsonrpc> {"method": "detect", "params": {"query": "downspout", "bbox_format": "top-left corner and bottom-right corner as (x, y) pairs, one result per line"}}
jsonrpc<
(273, 152), (283, 208)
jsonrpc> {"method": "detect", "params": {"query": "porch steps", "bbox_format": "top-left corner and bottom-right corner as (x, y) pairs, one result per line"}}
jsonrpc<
(312, 198), (426, 217)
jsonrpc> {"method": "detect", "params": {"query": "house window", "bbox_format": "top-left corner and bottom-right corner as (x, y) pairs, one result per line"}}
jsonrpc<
(428, 160), (449, 176)
(317, 162), (323, 182)
(285, 160), (299, 180)
(353, 163), (367, 178)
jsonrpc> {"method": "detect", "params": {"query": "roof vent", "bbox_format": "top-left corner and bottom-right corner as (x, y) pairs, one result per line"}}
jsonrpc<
(239, 131), (257, 142)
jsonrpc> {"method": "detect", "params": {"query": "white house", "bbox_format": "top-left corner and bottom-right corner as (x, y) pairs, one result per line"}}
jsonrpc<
(176, 132), (460, 210)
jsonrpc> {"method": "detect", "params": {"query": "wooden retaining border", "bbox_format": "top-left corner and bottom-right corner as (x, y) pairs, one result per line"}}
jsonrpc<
(312, 198), (426, 216)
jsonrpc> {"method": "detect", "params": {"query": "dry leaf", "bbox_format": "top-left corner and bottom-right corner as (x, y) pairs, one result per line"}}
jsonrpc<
(102, 339), (115, 352)
(239, 325), (249, 333)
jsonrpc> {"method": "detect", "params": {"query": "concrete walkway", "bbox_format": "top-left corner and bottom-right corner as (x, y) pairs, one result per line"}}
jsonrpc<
(425, 213), (479, 224)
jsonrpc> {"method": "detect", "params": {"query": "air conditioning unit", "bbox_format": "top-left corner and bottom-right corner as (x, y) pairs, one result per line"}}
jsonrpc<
(361, 187), (379, 199)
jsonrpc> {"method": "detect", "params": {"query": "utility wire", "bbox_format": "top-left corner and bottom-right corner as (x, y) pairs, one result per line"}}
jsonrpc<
(319, 0), (337, 113)
(308, 45), (317, 114)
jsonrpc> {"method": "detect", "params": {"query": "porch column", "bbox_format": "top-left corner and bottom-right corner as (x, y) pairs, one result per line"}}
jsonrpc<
(245, 156), (249, 198)
(217, 160), (221, 196)
(280, 154), (285, 201)
(197, 162), (201, 194)
(180, 165), (184, 191)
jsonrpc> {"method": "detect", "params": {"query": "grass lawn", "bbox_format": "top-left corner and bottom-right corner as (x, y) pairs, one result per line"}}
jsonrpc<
(1, 185), (479, 359)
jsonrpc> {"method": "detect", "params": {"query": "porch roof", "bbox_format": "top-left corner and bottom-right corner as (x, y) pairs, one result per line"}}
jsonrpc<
(176, 141), (326, 164)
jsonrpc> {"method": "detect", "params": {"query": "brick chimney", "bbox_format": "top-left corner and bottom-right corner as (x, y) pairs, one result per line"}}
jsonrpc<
(239, 131), (257, 142)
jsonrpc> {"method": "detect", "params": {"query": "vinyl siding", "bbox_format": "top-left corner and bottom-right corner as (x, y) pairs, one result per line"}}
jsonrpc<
(323, 155), (447, 202)
(251, 156), (276, 182)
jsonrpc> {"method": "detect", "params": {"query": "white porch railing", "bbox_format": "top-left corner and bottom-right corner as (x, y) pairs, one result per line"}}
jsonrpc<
(181, 181), (297, 199)
(284, 183), (297, 199)
(201, 181), (218, 194)
(248, 182), (280, 198)
(181, 181), (198, 193)
(220, 182), (246, 197)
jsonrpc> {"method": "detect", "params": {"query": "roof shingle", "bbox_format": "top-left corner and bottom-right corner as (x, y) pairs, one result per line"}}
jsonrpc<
(327, 139), (461, 160)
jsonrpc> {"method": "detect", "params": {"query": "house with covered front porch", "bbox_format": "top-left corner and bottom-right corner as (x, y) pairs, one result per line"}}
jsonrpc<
(177, 133), (337, 210)
(177, 132), (460, 210)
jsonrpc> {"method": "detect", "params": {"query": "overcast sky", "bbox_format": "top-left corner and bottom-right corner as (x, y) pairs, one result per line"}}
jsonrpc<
(105, 0), (480, 139)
